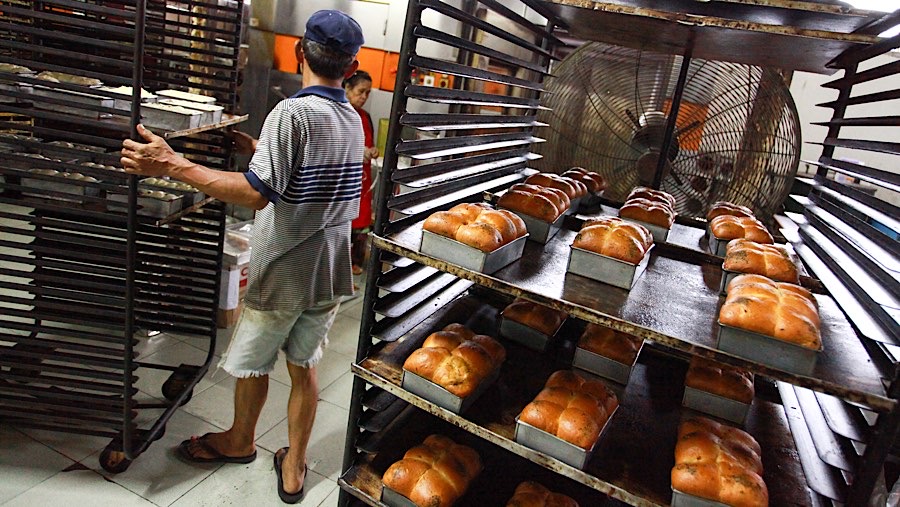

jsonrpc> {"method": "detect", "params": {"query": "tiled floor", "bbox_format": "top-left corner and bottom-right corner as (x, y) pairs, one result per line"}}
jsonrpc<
(0, 287), (368, 507)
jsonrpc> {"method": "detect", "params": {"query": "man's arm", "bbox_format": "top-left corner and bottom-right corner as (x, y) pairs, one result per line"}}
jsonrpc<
(121, 124), (269, 210)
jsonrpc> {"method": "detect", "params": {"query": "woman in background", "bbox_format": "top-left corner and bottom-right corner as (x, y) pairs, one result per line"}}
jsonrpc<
(344, 70), (378, 276)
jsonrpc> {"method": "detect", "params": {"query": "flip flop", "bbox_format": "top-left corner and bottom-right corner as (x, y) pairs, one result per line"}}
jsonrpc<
(177, 433), (257, 464)
(274, 447), (306, 504)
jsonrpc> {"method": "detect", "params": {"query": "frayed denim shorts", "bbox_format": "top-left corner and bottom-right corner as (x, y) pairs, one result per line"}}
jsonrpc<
(218, 298), (341, 378)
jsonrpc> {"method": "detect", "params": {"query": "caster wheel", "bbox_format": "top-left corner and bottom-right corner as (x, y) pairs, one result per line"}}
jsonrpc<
(99, 446), (132, 474)
(162, 377), (193, 406)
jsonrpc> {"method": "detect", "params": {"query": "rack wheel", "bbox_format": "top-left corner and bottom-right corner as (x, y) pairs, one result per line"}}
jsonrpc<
(99, 445), (132, 474)
(162, 377), (193, 406)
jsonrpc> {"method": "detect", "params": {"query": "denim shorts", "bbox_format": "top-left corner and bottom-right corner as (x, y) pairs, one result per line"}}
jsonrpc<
(218, 299), (341, 378)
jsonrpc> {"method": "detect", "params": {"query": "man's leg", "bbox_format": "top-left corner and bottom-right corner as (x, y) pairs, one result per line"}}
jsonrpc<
(184, 374), (268, 458)
(279, 362), (317, 494)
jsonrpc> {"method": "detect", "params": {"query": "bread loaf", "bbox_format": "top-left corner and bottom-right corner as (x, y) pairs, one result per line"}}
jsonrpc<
(577, 323), (642, 365)
(710, 216), (773, 244)
(720, 274), (821, 350)
(685, 357), (754, 404)
(505, 481), (579, 507)
(382, 434), (482, 507)
(501, 298), (568, 336)
(404, 324), (507, 398)
(573, 217), (653, 264)
(563, 167), (607, 194)
(519, 370), (618, 450)
(498, 190), (562, 222)
(672, 417), (768, 507)
(619, 197), (676, 228)
(423, 204), (527, 252)
(627, 186), (676, 209)
(708, 201), (754, 221)
(724, 239), (799, 284)
(511, 183), (571, 212)
(525, 173), (587, 198)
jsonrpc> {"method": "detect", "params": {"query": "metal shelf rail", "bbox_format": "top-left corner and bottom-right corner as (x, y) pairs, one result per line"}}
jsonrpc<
(0, 0), (243, 472)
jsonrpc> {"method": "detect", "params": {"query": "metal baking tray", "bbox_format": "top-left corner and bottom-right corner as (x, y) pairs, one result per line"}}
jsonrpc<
(401, 366), (500, 414)
(381, 485), (418, 507)
(140, 178), (204, 204)
(420, 229), (527, 274)
(566, 244), (654, 290)
(158, 98), (223, 125)
(499, 206), (563, 244)
(514, 404), (617, 470)
(708, 232), (729, 257)
(31, 86), (114, 119)
(21, 175), (100, 203)
(40, 142), (104, 163)
(718, 268), (740, 295)
(717, 323), (820, 376)
(0, 82), (31, 103)
(499, 315), (565, 352)
(96, 86), (157, 111)
(155, 89), (217, 104)
(619, 216), (670, 243)
(141, 103), (203, 131)
(578, 192), (602, 212)
(682, 386), (751, 425)
(572, 340), (643, 385)
(671, 488), (730, 507)
(107, 192), (185, 218)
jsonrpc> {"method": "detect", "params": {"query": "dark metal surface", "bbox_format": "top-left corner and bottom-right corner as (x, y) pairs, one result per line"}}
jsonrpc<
(413, 25), (551, 75)
(405, 85), (545, 109)
(410, 55), (545, 91)
(814, 391), (869, 443)
(822, 60), (900, 89)
(373, 273), (459, 318)
(793, 386), (858, 471)
(807, 158), (900, 191)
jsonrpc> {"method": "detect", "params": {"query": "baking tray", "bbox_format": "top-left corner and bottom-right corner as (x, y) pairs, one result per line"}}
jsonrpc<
(717, 323), (820, 376)
(40, 142), (104, 163)
(499, 315), (564, 352)
(96, 86), (157, 111)
(141, 103), (203, 131)
(21, 175), (100, 203)
(566, 244), (654, 290)
(499, 206), (563, 244)
(140, 178), (204, 204)
(514, 404), (617, 469)
(155, 89), (217, 104)
(31, 86), (114, 119)
(420, 229), (527, 274)
(619, 216), (670, 243)
(718, 268), (740, 295)
(158, 98), (223, 125)
(401, 366), (500, 414)
(682, 386), (751, 425)
(572, 340), (643, 385)
(381, 485), (418, 507)
(0, 82), (31, 103)
(707, 232), (729, 257)
(671, 488), (730, 507)
(107, 192), (185, 218)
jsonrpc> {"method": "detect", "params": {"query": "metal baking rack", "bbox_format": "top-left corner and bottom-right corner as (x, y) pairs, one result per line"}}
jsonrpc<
(0, 0), (244, 473)
(335, 0), (898, 505)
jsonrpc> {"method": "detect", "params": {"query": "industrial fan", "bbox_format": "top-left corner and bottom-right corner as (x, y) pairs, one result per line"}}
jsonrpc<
(534, 42), (802, 221)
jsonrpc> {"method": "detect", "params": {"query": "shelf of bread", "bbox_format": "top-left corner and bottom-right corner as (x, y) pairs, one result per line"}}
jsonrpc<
(349, 294), (813, 506)
(372, 219), (893, 411)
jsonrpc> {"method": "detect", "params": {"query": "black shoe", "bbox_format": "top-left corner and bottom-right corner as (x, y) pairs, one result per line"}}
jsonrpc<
(274, 447), (305, 504)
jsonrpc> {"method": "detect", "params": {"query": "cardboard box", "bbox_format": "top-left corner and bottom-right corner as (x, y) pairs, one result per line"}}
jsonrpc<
(217, 302), (243, 329)
(217, 220), (252, 328)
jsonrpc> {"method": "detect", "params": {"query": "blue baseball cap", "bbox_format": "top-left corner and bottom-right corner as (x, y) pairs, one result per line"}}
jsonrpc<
(305, 10), (364, 56)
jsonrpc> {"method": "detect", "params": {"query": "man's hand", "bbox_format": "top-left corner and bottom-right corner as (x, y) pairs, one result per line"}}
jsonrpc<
(230, 130), (258, 155)
(363, 146), (379, 162)
(121, 124), (192, 177)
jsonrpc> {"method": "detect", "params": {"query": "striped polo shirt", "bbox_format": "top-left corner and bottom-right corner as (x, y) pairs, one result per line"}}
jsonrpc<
(243, 85), (364, 312)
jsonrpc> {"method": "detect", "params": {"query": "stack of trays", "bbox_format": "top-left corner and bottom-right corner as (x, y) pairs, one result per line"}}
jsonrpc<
(567, 245), (654, 290)
(419, 229), (527, 274)
(31, 86), (114, 119)
(401, 367), (500, 414)
(499, 206), (563, 244)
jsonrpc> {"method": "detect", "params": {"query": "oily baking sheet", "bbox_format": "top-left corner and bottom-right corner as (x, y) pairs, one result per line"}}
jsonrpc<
(717, 323), (820, 376)
(566, 245), (654, 290)
(420, 229), (526, 274)
(681, 386), (750, 425)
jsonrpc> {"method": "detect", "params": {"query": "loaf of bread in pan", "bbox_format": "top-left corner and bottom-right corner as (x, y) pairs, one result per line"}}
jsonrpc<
(710, 215), (773, 244)
(498, 185), (568, 223)
(505, 481), (579, 507)
(525, 173), (589, 198)
(423, 204), (527, 252)
(382, 434), (482, 507)
(573, 217), (653, 265)
(724, 239), (799, 284)
(720, 274), (821, 350)
(403, 323), (507, 398)
(518, 370), (618, 450)
(627, 186), (676, 209)
(707, 201), (754, 221)
(501, 298), (568, 336)
(685, 357), (754, 404)
(672, 417), (768, 507)
(619, 197), (676, 228)
(577, 323), (642, 365)
(510, 183), (571, 213)
(562, 167), (607, 194)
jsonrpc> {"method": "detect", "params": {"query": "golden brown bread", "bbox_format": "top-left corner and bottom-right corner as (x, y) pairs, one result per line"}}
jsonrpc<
(525, 173), (586, 198)
(498, 190), (562, 222)
(720, 274), (821, 350)
(619, 197), (676, 228)
(423, 211), (467, 239)
(404, 324), (507, 398)
(563, 167), (607, 194)
(456, 223), (503, 252)
(710, 216), (773, 244)
(383, 434), (483, 507)
(510, 183), (571, 213)
(627, 186), (676, 209)
(449, 202), (492, 222)
(519, 370), (618, 450)
(724, 239), (799, 284)
(505, 481), (579, 507)
(573, 217), (653, 265)
(474, 210), (518, 244)
(685, 357), (754, 404)
(423, 204), (527, 252)
(708, 201), (755, 221)
(577, 323), (642, 365)
(501, 298), (568, 336)
(672, 417), (768, 507)
(496, 209), (528, 237)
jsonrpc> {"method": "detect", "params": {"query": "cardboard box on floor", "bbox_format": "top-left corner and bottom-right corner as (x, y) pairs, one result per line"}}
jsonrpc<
(217, 220), (252, 328)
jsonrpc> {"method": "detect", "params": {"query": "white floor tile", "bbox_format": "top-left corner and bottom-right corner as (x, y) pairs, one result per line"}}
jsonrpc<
(316, 351), (354, 393)
(3, 468), (157, 507)
(255, 400), (349, 481)
(134, 341), (222, 402)
(181, 374), (290, 440)
(169, 448), (336, 507)
(134, 332), (183, 360)
(326, 315), (362, 359)
(317, 485), (341, 507)
(338, 297), (365, 320)
(14, 426), (109, 465)
(319, 371), (353, 411)
(0, 426), (75, 504)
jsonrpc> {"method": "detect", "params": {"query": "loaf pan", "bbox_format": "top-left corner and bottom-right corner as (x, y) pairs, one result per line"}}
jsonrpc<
(381, 486), (418, 507)
(31, 86), (114, 119)
(572, 340), (643, 385)
(682, 386), (750, 425)
(499, 206), (563, 244)
(499, 315), (565, 352)
(401, 366), (500, 415)
(22, 174), (100, 203)
(566, 195), (582, 215)
(514, 404), (617, 470)
(718, 268), (740, 295)
(420, 229), (527, 274)
(707, 233), (729, 257)
(158, 98), (223, 125)
(107, 191), (185, 218)
(717, 323), (820, 376)
(141, 103), (203, 131)
(619, 216), (670, 243)
(566, 244), (653, 290)
(671, 489), (731, 507)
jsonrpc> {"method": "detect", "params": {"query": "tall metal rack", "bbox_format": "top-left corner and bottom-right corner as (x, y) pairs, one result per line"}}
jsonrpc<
(339, 0), (899, 506)
(0, 0), (244, 472)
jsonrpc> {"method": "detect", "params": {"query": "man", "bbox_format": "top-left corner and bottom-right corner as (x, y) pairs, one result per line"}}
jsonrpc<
(120, 10), (365, 503)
